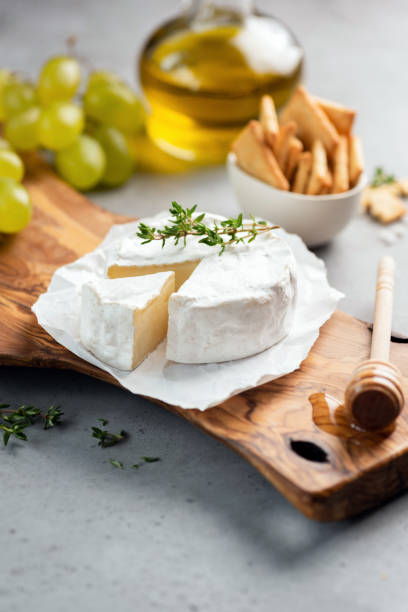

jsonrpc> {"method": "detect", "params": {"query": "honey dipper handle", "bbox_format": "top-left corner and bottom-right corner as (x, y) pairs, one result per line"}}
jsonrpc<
(370, 255), (395, 361)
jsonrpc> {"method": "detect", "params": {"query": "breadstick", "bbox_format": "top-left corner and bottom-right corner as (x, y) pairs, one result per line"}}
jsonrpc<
(307, 140), (330, 195)
(260, 95), (279, 148)
(285, 137), (303, 181)
(349, 135), (364, 186)
(332, 136), (349, 193)
(275, 121), (297, 171)
(292, 151), (312, 194)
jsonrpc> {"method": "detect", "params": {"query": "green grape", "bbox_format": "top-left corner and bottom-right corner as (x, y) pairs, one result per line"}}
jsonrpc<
(37, 55), (81, 104)
(55, 134), (106, 190)
(38, 101), (84, 151)
(92, 125), (133, 186)
(83, 82), (144, 134)
(0, 69), (11, 120)
(2, 79), (37, 119)
(0, 150), (24, 181)
(5, 106), (41, 151)
(87, 70), (122, 91)
(0, 137), (12, 150)
(0, 177), (31, 233)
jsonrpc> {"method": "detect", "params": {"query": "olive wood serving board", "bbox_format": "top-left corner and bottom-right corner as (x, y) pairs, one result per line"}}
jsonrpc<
(1, 154), (408, 521)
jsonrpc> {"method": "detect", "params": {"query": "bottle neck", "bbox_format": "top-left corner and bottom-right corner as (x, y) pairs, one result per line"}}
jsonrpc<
(184, 0), (254, 24)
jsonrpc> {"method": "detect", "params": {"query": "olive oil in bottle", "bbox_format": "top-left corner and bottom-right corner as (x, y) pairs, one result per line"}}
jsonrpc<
(139, 1), (303, 164)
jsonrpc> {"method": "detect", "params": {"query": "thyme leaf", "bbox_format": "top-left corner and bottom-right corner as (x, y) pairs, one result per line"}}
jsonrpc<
(370, 167), (396, 188)
(43, 405), (64, 430)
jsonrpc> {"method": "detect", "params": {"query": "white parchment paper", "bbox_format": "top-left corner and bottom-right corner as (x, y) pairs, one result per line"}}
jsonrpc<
(32, 218), (343, 410)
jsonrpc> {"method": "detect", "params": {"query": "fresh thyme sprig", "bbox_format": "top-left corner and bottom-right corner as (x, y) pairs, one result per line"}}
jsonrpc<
(92, 424), (126, 448)
(370, 167), (396, 188)
(0, 403), (63, 447)
(137, 202), (279, 255)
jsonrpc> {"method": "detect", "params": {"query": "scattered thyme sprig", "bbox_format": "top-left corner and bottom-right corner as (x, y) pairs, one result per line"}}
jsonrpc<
(131, 457), (161, 469)
(92, 424), (126, 448)
(370, 167), (396, 188)
(0, 403), (63, 447)
(111, 457), (161, 470)
(0, 408), (161, 472)
(137, 202), (279, 255)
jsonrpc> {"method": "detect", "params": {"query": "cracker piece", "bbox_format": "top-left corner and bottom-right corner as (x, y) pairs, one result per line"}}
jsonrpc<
(231, 120), (289, 190)
(361, 186), (374, 210)
(397, 179), (408, 196)
(362, 184), (405, 210)
(367, 190), (406, 224)
(280, 85), (340, 155)
(315, 96), (356, 134)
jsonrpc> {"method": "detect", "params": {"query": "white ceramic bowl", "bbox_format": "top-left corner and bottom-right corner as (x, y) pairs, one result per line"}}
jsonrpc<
(227, 152), (367, 247)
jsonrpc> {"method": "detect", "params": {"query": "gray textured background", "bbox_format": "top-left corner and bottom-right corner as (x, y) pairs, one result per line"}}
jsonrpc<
(1, 1), (408, 611)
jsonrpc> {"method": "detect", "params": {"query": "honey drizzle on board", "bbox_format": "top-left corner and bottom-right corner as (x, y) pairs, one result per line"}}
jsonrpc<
(309, 392), (394, 443)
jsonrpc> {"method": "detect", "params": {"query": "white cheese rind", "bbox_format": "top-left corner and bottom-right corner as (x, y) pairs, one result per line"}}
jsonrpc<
(166, 238), (297, 363)
(80, 272), (174, 370)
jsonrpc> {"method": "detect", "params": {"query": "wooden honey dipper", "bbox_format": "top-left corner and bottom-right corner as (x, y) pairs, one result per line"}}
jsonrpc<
(344, 255), (404, 431)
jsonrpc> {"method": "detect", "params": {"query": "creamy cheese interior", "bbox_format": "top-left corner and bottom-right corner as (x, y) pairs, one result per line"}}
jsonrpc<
(131, 274), (174, 367)
(108, 260), (200, 291)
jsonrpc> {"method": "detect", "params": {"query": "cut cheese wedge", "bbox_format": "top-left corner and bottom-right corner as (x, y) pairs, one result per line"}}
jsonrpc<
(80, 272), (175, 370)
(166, 239), (297, 364)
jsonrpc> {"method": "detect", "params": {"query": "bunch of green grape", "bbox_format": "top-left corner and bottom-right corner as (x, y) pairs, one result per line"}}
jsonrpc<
(0, 56), (144, 232)
(0, 135), (31, 233)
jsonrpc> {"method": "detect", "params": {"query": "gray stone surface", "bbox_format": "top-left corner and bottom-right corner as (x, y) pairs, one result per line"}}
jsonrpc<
(1, 1), (408, 611)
